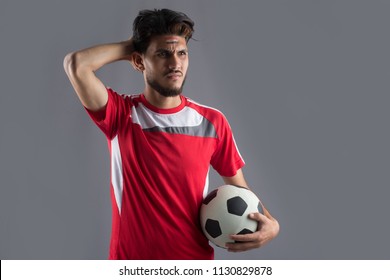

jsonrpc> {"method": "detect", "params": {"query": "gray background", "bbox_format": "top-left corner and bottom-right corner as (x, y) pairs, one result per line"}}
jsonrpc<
(1, 0), (389, 260)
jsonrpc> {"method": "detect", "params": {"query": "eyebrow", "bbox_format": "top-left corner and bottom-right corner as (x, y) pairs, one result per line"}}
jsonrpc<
(155, 47), (188, 53)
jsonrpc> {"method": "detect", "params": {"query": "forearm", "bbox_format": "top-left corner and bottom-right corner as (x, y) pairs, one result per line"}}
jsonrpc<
(63, 39), (135, 111)
(222, 169), (248, 188)
(65, 39), (134, 73)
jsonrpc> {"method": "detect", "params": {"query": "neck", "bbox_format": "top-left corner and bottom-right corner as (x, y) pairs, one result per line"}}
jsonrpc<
(143, 89), (182, 109)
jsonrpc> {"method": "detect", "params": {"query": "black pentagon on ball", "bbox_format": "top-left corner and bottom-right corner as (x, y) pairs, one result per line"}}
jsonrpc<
(203, 189), (218, 205)
(227, 196), (248, 216)
(237, 228), (254, 235)
(235, 228), (254, 243)
(205, 219), (222, 238)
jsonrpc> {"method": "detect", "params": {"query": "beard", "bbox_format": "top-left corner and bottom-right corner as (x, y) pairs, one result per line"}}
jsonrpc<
(146, 72), (186, 97)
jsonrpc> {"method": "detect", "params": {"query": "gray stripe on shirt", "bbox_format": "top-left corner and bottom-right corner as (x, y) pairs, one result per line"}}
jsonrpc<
(143, 117), (217, 138)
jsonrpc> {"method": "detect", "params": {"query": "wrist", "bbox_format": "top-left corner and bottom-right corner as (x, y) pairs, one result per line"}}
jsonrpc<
(121, 38), (135, 58)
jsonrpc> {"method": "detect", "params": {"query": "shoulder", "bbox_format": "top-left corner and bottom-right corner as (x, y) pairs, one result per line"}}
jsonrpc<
(184, 97), (235, 139)
(106, 87), (141, 107)
(184, 96), (228, 123)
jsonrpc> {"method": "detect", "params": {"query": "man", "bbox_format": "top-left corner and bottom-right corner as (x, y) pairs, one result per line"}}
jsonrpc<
(63, 8), (279, 260)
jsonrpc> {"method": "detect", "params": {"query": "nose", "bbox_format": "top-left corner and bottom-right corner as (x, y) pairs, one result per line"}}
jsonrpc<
(168, 54), (182, 71)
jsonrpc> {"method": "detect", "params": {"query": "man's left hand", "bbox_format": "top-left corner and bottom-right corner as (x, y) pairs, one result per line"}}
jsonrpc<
(225, 210), (280, 252)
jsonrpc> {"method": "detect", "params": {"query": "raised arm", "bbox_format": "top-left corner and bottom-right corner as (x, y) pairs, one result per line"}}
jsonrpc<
(63, 39), (135, 111)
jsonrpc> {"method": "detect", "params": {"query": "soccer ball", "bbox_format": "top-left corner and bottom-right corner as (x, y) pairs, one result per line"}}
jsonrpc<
(200, 184), (263, 248)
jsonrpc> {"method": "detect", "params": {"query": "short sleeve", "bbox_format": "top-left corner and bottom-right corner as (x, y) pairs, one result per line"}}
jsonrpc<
(84, 87), (126, 140)
(210, 114), (245, 177)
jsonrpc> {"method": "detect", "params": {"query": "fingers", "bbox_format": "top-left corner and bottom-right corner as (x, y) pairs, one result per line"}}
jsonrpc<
(226, 233), (266, 253)
(225, 212), (280, 252)
(226, 227), (263, 252)
(230, 231), (258, 243)
(248, 212), (267, 222)
(226, 241), (259, 252)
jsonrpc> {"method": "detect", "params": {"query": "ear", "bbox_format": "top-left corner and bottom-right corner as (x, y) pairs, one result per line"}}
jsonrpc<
(130, 52), (145, 72)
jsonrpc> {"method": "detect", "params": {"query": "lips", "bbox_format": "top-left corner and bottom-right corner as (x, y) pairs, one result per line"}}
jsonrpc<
(165, 71), (183, 79)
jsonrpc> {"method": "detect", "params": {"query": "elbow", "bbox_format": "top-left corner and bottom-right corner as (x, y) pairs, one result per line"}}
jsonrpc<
(63, 51), (88, 77)
(63, 52), (77, 76)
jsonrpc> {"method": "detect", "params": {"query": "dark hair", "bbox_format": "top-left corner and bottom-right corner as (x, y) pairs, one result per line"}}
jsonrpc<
(132, 9), (194, 53)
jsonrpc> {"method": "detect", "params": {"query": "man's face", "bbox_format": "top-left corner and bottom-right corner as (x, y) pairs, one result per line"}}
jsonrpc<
(142, 35), (189, 97)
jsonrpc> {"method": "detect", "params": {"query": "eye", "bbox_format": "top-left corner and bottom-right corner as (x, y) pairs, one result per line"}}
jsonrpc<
(178, 50), (187, 56)
(157, 51), (170, 58)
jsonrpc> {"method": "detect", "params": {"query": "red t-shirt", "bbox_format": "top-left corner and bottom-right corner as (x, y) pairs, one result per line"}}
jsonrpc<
(85, 88), (245, 259)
